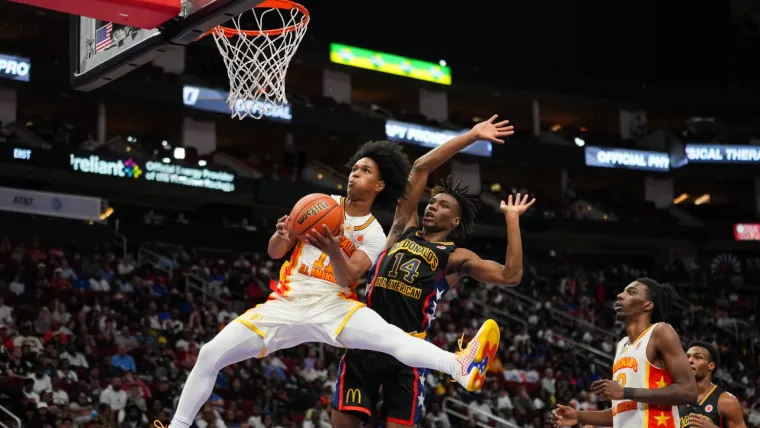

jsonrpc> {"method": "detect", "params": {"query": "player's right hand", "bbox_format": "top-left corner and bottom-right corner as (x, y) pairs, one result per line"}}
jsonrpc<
(275, 215), (291, 240)
(552, 404), (578, 427)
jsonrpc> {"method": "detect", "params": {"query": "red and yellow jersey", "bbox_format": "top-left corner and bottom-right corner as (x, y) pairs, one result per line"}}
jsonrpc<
(271, 195), (386, 299)
(611, 323), (680, 428)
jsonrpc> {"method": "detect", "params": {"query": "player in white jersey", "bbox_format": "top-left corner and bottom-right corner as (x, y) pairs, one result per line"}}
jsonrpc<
(553, 278), (697, 428)
(164, 135), (507, 428)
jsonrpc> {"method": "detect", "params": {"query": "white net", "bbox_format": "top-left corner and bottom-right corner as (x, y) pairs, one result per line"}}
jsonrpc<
(209, 2), (308, 119)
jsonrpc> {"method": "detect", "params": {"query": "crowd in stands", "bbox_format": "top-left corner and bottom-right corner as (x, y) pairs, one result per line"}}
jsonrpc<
(1, 223), (759, 428)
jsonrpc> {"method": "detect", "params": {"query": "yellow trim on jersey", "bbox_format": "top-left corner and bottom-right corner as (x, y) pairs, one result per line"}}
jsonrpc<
(410, 331), (427, 339)
(234, 318), (266, 338)
(415, 230), (454, 245)
(334, 302), (366, 336)
(340, 197), (346, 218)
(622, 323), (657, 354)
(699, 384), (718, 406)
(354, 216), (376, 231)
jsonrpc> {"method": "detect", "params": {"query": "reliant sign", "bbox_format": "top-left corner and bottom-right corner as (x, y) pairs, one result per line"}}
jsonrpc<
(69, 154), (236, 193)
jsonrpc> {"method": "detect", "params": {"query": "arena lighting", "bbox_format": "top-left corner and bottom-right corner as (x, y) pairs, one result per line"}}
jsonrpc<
(673, 193), (689, 204)
(551, 124), (562, 132)
(99, 206), (114, 221)
(162, 157), (171, 163)
(173, 147), (186, 160)
(574, 137), (586, 147)
(198, 160), (207, 167)
(694, 194), (710, 205)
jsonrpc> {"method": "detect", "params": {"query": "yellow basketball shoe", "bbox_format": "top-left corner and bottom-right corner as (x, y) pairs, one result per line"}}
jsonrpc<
(452, 319), (500, 392)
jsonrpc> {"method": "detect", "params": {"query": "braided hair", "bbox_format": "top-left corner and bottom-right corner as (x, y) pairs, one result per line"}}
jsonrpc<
(636, 277), (678, 324)
(430, 175), (478, 239)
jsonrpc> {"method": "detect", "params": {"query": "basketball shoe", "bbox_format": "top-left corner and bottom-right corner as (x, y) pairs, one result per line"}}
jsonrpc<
(452, 319), (500, 392)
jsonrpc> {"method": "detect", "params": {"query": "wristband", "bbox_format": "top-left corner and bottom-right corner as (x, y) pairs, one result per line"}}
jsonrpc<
(623, 387), (634, 400)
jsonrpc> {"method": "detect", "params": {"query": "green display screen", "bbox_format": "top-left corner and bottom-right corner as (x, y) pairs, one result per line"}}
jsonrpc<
(329, 43), (452, 85)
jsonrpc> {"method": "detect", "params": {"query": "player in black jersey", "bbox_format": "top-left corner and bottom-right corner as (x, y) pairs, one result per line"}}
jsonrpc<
(332, 115), (534, 428)
(679, 341), (745, 428)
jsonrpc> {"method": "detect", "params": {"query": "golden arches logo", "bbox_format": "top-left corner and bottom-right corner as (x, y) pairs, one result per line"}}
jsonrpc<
(345, 389), (361, 403)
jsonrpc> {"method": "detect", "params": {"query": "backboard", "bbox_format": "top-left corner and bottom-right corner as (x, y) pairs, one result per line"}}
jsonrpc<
(70, 0), (265, 91)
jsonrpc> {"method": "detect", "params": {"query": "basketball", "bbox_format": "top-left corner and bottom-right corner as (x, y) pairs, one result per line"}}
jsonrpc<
(289, 194), (343, 240)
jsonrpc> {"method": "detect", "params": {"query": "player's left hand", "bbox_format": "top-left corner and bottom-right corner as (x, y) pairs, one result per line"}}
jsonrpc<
(590, 379), (624, 401)
(305, 224), (343, 256)
(688, 414), (718, 428)
(500, 193), (536, 217)
(470, 114), (515, 144)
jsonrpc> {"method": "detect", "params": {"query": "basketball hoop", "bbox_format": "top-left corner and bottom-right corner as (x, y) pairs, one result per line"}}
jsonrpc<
(201, 0), (309, 119)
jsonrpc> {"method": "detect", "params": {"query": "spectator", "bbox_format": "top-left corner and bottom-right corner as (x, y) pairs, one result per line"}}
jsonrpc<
(5, 347), (33, 377)
(118, 403), (148, 427)
(0, 296), (13, 322)
(9, 275), (25, 296)
(426, 402), (452, 428)
(28, 366), (53, 394)
(197, 403), (227, 428)
(51, 383), (70, 406)
(112, 344), (136, 372)
(302, 411), (329, 428)
(100, 376), (128, 411)
(13, 324), (44, 352)
(22, 378), (40, 405)
(468, 393), (492, 423)
(60, 344), (89, 368)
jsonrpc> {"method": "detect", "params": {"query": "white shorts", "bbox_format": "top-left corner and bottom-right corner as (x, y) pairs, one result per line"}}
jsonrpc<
(234, 293), (364, 357)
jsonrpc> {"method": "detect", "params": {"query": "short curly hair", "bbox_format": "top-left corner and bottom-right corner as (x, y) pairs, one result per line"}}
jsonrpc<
(346, 140), (412, 207)
(431, 175), (478, 239)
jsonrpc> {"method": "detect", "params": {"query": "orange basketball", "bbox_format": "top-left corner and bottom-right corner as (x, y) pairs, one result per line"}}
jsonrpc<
(289, 193), (343, 241)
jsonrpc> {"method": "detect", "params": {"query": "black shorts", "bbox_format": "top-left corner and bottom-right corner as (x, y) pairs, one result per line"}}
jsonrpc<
(331, 349), (427, 426)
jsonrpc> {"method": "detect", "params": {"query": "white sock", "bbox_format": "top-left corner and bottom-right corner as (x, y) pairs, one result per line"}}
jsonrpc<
(337, 307), (460, 377)
(170, 322), (265, 428)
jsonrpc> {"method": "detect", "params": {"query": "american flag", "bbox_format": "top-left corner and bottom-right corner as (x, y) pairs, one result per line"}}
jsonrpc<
(95, 23), (113, 53)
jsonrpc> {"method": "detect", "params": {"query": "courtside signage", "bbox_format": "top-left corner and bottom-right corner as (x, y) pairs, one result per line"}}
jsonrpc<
(330, 43), (452, 85)
(0, 53), (31, 82)
(685, 144), (760, 164)
(182, 85), (292, 123)
(386, 120), (492, 158)
(69, 154), (236, 192)
(584, 146), (670, 172)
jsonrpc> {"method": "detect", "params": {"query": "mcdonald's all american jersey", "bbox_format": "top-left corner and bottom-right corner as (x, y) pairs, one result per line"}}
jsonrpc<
(272, 195), (386, 299)
(611, 323), (679, 428)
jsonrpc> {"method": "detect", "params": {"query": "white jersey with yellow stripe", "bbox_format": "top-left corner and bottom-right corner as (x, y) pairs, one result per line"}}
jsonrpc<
(272, 195), (386, 299)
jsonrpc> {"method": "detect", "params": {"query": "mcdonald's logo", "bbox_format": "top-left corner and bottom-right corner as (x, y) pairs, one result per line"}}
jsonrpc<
(345, 388), (361, 403)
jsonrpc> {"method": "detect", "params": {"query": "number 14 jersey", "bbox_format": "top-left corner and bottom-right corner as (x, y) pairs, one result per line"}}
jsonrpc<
(365, 227), (457, 336)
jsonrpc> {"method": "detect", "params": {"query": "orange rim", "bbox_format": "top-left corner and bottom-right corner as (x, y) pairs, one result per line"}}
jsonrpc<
(201, 0), (309, 39)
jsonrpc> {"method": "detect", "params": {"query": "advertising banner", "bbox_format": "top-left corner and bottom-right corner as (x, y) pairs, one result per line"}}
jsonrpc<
(386, 120), (491, 158)
(182, 85), (292, 123)
(685, 144), (760, 165)
(69, 154), (236, 193)
(0, 186), (102, 221)
(584, 146), (670, 172)
(330, 43), (451, 85)
(0, 53), (30, 82)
